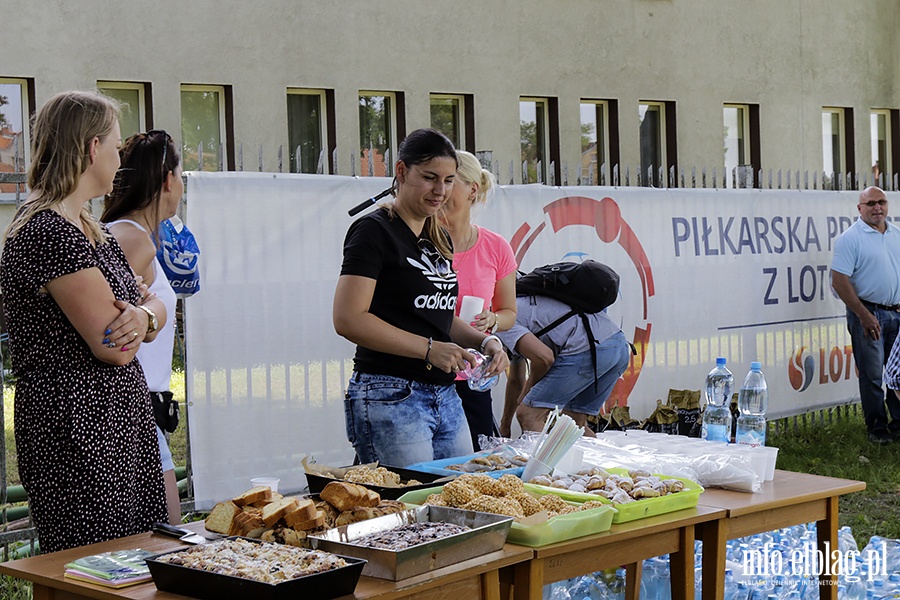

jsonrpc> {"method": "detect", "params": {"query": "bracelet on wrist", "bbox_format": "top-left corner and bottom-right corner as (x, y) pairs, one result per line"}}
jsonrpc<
(480, 334), (501, 353)
(424, 336), (433, 370)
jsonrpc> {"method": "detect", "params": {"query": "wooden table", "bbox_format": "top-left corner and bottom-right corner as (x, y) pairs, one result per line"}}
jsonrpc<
(696, 469), (866, 600)
(511, 505), (726, 600)
(0, 521), (534, 600)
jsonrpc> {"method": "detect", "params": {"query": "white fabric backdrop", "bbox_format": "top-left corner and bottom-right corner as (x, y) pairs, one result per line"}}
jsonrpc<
(184, 171), (878, 508)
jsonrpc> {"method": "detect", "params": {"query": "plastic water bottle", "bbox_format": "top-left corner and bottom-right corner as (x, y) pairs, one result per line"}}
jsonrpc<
(702, 357), (733, 443)
(736, 362), (768, 447)
(460, 349), (499, 391)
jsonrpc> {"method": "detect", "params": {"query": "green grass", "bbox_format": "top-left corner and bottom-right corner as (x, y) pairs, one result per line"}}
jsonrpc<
(768, 408), (900, 547)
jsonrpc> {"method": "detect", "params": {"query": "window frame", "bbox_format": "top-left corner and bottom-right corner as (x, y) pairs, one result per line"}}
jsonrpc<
(580, 99), (620, 185)
(723, 103), (752, 188)
(520, 96), (560, 184)
(429, 93), (468, 151)
(822, 106), (855, 186)
(638, 101), (667, 187)
(870, 108), (893, 187)
(358, 90), (399, 177)
(286, 88), (332, 174)
(97, 80), (150, 138)
(0, 77), (33, 173)
(181, 84), (230, 171)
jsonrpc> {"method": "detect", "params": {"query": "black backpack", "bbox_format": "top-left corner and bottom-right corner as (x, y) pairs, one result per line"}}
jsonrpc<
(516, 260), (623, 391)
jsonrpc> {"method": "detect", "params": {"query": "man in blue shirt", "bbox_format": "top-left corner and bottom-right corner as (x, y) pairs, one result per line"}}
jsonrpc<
(831, 186), (900, 445)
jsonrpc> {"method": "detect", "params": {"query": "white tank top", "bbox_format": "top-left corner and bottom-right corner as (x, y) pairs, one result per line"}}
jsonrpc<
(108, 219), (177, 392)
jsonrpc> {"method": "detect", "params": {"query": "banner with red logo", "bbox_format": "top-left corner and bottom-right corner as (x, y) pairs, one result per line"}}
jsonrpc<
(184, 173), (876, 507)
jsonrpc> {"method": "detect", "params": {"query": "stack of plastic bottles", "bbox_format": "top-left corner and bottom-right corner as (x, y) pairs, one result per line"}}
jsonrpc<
(542, 524), (900, 599)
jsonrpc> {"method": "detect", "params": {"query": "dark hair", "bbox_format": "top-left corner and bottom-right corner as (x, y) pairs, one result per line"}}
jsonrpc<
(397, 128), (458, 169)
(102, 130), (180, 225)
(389, 128), (458, 258)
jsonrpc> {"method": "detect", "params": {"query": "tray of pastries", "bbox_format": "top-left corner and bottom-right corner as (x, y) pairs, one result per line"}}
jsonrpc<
(524, 466), (703, 523)
(309, 504), (513, 580)
(396, 473), (616, 547)
(305, 463), (452, 500)
(145, 536), (365, 600)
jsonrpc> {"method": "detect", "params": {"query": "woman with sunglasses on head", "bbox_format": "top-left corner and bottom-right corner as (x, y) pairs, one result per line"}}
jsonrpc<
(102, 130), (183, 524)
(439, 151), (517, 448)
(334, 128), (509, 467)
(0, 91), (166, 552)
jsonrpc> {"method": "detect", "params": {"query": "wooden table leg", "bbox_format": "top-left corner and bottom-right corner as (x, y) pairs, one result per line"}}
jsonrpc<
(699, 518), (726, 600)
(816, 496), (839, 600)
(513, 557), (545, 600)
(482, 568), (501, 600)
(670, 524), (695, 600)
(625, 561), (641, 600)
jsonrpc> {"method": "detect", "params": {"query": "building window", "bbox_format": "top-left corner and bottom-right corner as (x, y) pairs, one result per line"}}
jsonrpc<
(181, 85), (230, 171)
(580, 99), (619, 185)
(871, 109), (894, 187)
(520, 97), (559, 184)
(430, 94), (474, 151)
(639, 102), (665, 187)
(359, 92), (398, 177)
(98, 81), (149, 139)
(822, 107), (855, 187)
(287, 89), (334, 174)
(723, 104), (760, 188)
(0, 78), (31, 186)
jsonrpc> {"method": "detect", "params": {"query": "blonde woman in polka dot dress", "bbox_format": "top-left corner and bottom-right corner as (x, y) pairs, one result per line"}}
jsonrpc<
(0, 91), (167, 552)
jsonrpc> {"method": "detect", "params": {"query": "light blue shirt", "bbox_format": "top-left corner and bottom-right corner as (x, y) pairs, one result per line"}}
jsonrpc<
(831, 217), (900, 305)
(498, 295), (621, 357)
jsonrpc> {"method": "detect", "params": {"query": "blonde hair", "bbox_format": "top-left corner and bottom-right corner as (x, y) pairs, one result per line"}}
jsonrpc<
(456, 150), (495, 206)
(6, 90), (119, 242)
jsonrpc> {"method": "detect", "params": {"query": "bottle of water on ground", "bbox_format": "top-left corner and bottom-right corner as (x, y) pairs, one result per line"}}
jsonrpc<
(736, 362), (768, 447)
(702, 357), (733, 443)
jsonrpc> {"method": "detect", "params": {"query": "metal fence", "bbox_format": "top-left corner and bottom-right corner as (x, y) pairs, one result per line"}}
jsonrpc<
(179, 141), (900, 192)
(0, 154), (888, 560)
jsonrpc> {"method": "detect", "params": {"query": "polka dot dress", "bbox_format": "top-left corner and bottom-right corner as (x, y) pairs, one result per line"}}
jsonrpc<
(0, 210), (166, 553)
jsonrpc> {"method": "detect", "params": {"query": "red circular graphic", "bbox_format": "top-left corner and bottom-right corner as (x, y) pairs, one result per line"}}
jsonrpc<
(509, 196), (654, 413)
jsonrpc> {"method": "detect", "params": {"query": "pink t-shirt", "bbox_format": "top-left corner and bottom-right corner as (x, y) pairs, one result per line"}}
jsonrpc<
(452, 226), (518, 316)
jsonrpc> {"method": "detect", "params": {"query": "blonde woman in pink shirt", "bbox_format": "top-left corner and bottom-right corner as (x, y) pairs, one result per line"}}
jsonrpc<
(440, 151), (518, 450)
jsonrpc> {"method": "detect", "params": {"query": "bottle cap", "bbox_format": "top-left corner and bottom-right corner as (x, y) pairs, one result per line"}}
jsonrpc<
(716, 357), (726, 365)
(750, 361), (761, 370)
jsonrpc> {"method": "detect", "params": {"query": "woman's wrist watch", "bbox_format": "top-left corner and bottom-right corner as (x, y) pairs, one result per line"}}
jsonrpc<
(138, 304), (159, 334)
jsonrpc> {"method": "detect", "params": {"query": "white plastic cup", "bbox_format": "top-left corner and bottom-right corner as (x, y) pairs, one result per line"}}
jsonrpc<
(554, 447), (584, 475)
(459, 296), (485, 323)
(760, 446), (779, 481)
(522, 457), (554, 482)
(250, 476), (280, 493)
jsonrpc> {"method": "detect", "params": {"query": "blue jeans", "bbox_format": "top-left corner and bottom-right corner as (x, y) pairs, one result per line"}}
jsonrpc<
(847, 306), (900, 435)
(345, 373), (474, 467)
(524, 331), (631, 415)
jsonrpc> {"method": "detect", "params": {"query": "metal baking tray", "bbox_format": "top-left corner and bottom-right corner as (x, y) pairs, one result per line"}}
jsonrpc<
(308, 505), (513, 580)
(144, 536), (366, 600)
(306, 464), (453, 500)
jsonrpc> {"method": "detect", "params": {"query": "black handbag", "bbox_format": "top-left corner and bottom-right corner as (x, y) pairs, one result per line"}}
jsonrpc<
(150, 391), (179, 433)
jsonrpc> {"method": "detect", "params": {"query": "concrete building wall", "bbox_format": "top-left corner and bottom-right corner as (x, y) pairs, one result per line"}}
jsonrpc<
(2, 0), (898, 185)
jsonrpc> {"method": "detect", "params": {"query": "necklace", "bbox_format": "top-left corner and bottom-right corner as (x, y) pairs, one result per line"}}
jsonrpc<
(453, 225), (478, 273)
(58, 202), (83, 231)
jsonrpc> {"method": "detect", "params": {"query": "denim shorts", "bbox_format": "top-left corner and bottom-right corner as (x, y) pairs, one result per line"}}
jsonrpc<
(345, 372), (474, 467)
(524, 331), (631, 415)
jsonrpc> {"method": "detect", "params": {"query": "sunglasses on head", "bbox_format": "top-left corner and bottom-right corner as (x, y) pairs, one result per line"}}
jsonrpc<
(145, 130), (172, 168)
(417, 238), (453, 279)
(861, 199), (888, 207)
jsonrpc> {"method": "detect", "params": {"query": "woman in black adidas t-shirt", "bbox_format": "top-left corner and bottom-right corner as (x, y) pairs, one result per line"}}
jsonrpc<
(334, 129), (509, 467)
